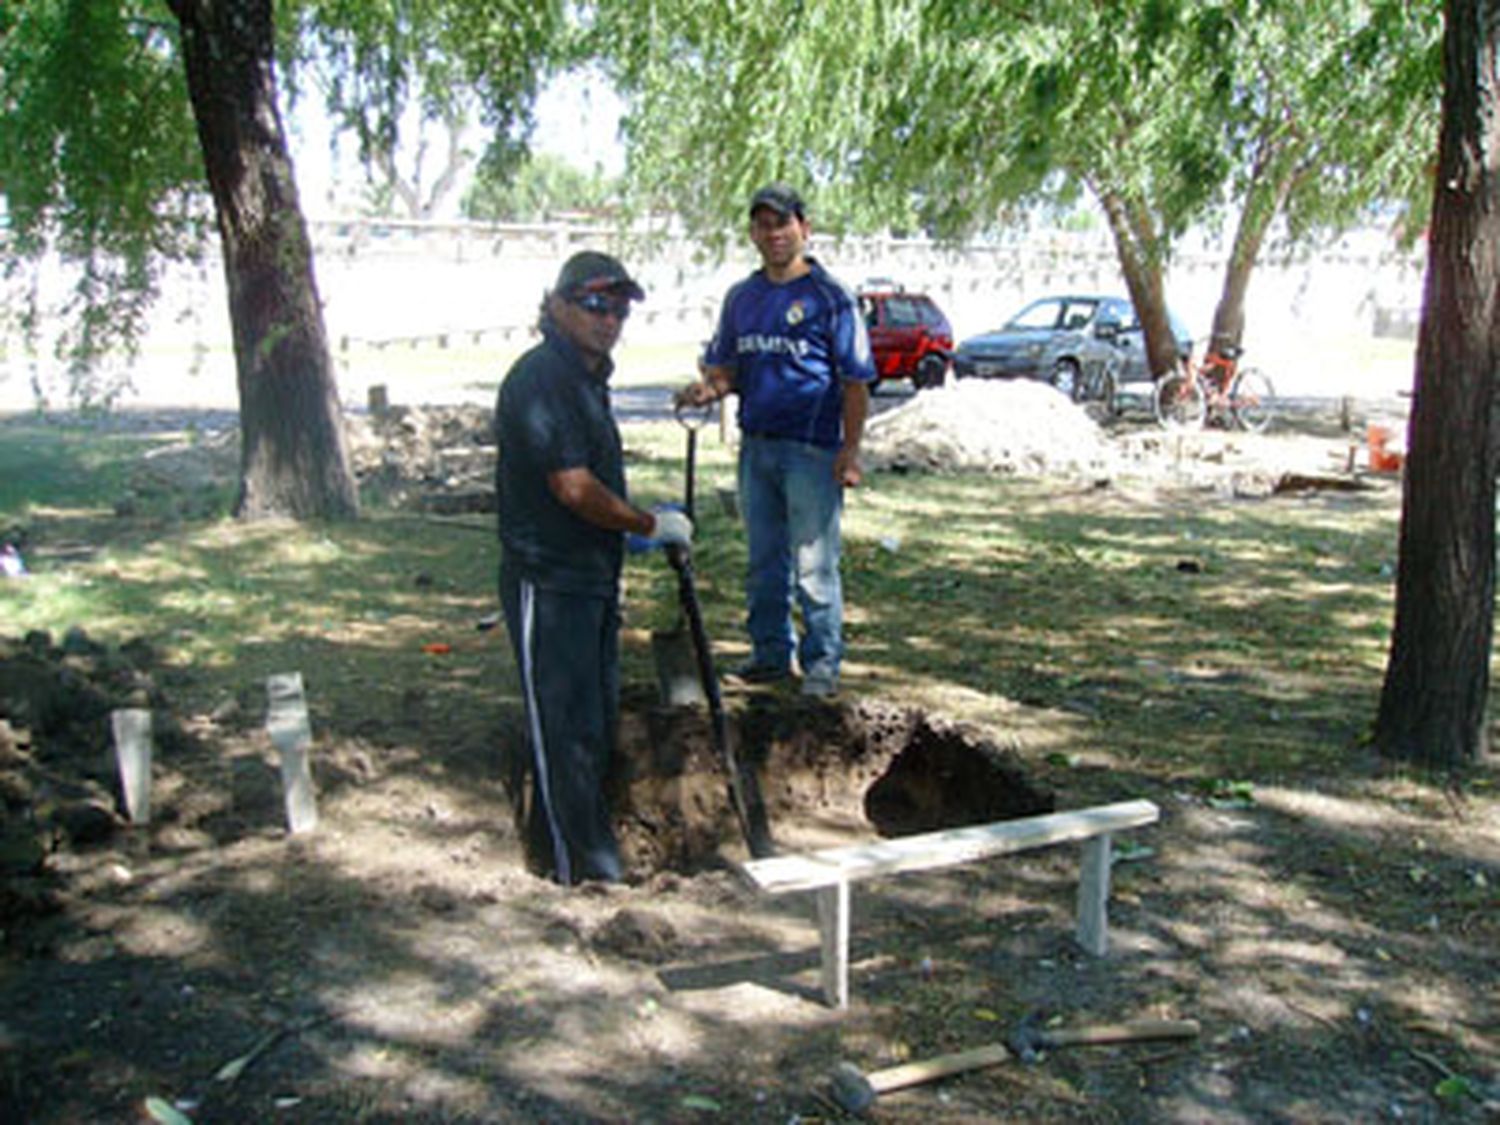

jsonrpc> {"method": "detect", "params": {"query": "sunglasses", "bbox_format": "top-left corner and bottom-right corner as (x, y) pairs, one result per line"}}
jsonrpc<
(571, 291), (632, 320)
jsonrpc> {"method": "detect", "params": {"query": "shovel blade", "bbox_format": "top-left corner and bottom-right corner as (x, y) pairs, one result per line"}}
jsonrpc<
(651, 628), (707, 708)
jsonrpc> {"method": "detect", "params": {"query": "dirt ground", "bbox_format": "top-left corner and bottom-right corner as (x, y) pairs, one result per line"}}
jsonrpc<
(1, 396), (1498, 1124)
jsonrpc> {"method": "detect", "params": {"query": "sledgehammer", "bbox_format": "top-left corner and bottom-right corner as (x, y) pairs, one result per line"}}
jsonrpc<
(1006, 1013), (1200, 1063)
(827, 1044), (1014, 1116)
(827, 1017), (1201, 1114)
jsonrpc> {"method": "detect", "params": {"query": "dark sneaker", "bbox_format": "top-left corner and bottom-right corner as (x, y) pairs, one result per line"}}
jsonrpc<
(800, 675), (838, 698)
(727, 661), (791, 685)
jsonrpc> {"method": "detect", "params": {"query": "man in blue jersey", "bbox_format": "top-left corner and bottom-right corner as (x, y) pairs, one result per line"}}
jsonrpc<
(679, 184), (876, 697)
(496, 250), (692, 885)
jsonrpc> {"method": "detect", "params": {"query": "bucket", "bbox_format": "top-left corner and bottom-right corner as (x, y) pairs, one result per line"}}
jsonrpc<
(1367, 423), (1404, 472)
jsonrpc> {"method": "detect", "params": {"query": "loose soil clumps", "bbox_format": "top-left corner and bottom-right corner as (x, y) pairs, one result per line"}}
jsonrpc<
(0, 630), (169, 936)
(4, 637), (1056, 933)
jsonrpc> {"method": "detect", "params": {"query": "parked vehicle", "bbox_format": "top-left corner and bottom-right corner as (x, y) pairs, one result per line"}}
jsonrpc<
(858, 285), (954, 389)
(952, 294), (1192, 400)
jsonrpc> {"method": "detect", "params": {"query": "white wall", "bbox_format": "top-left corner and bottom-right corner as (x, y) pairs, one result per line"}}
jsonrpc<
(2, 218), (1422, 410)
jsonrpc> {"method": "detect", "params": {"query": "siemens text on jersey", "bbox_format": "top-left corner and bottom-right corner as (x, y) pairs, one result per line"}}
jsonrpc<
(737, 334), (812, 358)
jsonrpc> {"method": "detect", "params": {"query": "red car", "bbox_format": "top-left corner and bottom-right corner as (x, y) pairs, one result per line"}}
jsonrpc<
(858, 285), (953, 389)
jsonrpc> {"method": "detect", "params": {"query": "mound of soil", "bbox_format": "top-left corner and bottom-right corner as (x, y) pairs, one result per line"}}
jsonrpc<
(864, 379), (1117, 477)
(0, 629), (169, 935)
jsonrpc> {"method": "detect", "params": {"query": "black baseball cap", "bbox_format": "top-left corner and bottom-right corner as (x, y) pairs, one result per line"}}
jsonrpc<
(554, 250), (645, 301)
(749, 183), (806, 219)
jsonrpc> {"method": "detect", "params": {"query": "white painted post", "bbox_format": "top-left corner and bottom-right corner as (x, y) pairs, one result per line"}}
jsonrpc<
(110, 708), (153, 824)
(266, 673), (319, 834)
(1075, 833), (1113, 956)
(816, 879), (851, 1010)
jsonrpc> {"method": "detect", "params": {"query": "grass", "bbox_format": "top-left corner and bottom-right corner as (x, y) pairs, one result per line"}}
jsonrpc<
(1, 412), (1412, 793)
(0, 424), (147, 515)
(5, 411), (1497, 1125)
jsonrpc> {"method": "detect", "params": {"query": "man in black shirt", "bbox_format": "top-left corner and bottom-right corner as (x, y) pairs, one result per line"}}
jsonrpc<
(495, 251), (690, 884)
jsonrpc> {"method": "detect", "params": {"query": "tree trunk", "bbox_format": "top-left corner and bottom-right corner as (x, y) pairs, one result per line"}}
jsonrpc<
(1096, 186), (1177, 377)
(1208, 138), (1302, 357)
(169, 0), (359, 520)
(1374, 0), (1500, 771)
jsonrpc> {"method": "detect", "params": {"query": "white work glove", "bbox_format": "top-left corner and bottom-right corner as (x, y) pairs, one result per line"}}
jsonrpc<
(651, 508), (693, 548)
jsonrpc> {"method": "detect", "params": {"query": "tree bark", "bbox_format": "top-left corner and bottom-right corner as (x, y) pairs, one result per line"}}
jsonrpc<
(1374, 0), (1500, 771)
(1096, 185), (1177, 377)
(1208, 160), (1297, 357)
(1206, 176), (1290, 354)
(169, 0), (359, 520)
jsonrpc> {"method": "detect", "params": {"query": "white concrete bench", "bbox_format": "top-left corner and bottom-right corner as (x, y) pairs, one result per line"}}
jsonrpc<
(739, 798), (1160, 1009)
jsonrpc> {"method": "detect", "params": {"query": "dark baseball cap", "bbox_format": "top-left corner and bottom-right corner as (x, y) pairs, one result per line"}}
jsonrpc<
(749, 183), (806, 219)
(554, 250), (645, 301)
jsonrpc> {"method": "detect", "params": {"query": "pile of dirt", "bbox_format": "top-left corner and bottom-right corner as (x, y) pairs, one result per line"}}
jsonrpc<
(864, 379), (1371, 496)
(101, 405), (499, 516)
(0, 629), (168, 936)
(344, 404), (495, 511)
(864, 380), (1117, 477)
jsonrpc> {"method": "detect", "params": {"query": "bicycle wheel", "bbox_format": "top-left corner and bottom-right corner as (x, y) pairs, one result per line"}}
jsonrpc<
(1230, 368), (1275, 432)
(1153, 371), (1206, 430)
(1083, 364), (1120, 421)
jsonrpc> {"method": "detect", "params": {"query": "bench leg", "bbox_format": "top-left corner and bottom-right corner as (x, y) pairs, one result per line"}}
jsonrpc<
(1075, 833), (1113, 956)
(816, 879), (850, 1009)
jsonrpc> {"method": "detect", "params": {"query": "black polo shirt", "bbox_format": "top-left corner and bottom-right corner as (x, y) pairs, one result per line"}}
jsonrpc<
(495, 326), (626, 597)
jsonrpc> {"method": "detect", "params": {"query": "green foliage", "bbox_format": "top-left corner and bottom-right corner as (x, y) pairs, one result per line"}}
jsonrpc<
(592, 0), (1437, 376)
(280, 0), (569, 210)
(1205, 778), (1257, 808)
(2, 0), (570, 405)
(463, 151), (622, 221)
(596, 0), (1438, 251)
(0, 1), (205, 402)
(1433, 1074), (1480, 1104)
(592, 0), (924, 240)
(1191, 0), (1441, 251)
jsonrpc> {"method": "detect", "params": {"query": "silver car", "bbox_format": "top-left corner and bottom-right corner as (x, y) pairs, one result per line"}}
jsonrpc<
(953, 294), (1192, 400)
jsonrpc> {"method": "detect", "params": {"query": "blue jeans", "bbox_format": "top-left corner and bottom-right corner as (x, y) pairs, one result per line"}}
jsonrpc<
(738, 435), (844, 682)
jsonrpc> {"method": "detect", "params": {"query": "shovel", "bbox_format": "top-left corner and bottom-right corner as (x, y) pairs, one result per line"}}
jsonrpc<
(665, 540), (776, 859)
(651, 400), (714, 707)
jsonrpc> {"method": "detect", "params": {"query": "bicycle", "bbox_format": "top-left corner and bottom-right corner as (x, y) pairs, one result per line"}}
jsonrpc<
(1077, 347), (1124, 422)
(1152, 344), (1276, 432)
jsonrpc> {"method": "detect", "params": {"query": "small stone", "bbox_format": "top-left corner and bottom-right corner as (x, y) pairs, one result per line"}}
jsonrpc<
(53, 800), (120, 847)
(592, 908), (678, 964)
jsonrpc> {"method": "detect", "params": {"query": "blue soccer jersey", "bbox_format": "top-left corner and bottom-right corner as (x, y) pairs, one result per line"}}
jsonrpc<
(704, 260), (876, 449)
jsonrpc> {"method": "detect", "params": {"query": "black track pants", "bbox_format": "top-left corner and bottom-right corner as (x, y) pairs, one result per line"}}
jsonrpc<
(500, 570), (623, 884)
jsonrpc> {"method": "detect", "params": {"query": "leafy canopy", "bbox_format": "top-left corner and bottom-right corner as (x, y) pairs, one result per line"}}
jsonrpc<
(0, 0), (569, 403)
(0, 1), (204, 399)
(595, 0), (1437, 252)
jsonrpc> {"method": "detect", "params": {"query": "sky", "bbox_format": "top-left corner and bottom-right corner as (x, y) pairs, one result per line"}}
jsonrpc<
(531, 69), (627, 177)
(286, 69), (626, 220)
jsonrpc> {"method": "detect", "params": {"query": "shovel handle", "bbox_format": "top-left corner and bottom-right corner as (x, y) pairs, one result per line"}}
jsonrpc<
(1042, 1019), (1201, 1048)
(865, 1042), (1014, 1094)
(663, 543), (775, 859)
(674, 399), (715, 431)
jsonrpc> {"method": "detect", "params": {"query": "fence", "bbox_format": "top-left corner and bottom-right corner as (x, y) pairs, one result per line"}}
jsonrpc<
(2, 217), (1424, 409)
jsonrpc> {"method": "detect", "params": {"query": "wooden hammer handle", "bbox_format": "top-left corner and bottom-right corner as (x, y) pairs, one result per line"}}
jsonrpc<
(1042, 1019), (1201, 1047)
(865, 1043), (1013, 1094)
